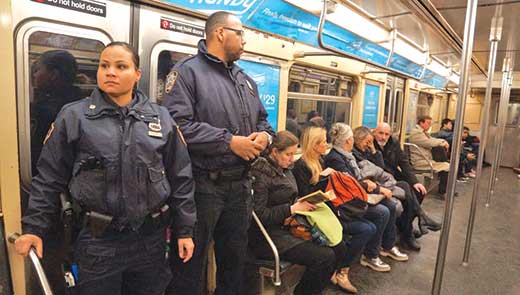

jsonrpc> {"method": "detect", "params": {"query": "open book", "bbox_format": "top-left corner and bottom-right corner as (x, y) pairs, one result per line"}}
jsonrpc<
(297, 190), (336, 205)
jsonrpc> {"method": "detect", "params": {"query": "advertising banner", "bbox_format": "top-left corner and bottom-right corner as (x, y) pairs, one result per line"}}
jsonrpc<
(362, 84), (380, 128)
(237, 60), (280, 131)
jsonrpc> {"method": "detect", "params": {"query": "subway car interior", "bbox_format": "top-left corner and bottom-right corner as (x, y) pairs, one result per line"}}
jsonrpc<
(0, 0), (519, 294)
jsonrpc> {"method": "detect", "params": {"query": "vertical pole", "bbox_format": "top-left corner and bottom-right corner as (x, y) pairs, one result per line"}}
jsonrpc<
(432, 0), (479, 294)
(485, 59), (512, 207)
(462, 16), (502, 265)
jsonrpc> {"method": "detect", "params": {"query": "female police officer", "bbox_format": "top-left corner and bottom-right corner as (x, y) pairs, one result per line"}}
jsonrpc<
(15, 42), (196, 295)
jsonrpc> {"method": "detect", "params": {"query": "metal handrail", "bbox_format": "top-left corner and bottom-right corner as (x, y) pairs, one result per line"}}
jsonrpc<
(8, 233), (54, 295)
(251, 211), (281, 286)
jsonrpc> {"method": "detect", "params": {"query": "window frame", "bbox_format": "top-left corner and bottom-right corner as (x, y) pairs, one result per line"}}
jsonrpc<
(16, 21), (111, 186)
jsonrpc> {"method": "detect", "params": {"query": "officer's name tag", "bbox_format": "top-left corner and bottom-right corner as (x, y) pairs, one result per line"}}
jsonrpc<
(148, 130), (163, 138)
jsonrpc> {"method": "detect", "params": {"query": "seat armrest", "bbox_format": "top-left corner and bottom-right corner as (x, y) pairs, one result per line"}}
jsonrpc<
(251, 210), (282, 286)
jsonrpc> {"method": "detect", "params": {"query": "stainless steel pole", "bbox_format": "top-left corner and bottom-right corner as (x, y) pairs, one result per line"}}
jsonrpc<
(485, 59), (512, 206)
(462, 16), (502, 265)
(432, 0), (479, 293)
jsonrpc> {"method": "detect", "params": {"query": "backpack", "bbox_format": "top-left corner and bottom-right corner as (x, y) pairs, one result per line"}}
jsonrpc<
(326, 171), (368, 219)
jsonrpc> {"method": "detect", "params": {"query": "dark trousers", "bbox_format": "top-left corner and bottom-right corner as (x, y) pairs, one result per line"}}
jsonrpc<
(281, 241), (337, 295)
(75, 228), (171, 295)
(168, 176), (253, 295)
(395, 181), (419, 239)
(341, 217), (376, 265)
(438, 171), (449, 194)
(363, 198), (397, 258)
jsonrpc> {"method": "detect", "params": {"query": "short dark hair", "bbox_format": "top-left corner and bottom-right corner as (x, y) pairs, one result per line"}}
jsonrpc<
(39, 50), (77, 85)
(417, 115), (433, 124)
(463, 126), (470, 131)
(104, 41), (140, 69)
(441, 118), (452, 128)
(306, 110), (319, 121)
(205, 11), (233, 38)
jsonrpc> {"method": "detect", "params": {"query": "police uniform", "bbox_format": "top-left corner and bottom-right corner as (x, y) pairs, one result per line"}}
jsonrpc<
(22, 88), (196, 295)
(163, 39), (274, 295)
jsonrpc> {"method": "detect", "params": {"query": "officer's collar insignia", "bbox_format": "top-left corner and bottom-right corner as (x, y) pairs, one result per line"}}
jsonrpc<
(43, 122), (55, 145)
(165, 71), (178, 95)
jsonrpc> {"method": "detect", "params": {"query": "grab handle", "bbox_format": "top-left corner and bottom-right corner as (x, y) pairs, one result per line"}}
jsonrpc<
(8, 233), (54, 295)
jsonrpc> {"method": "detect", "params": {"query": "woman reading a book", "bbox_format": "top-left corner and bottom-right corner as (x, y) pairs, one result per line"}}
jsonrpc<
(324, 123), (409, 272)
(250, 131), (357, 294)
(292, 127), (377, 292)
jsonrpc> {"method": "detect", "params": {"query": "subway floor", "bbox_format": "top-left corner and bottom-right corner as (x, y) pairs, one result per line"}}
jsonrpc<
(320, 167), (520, 295)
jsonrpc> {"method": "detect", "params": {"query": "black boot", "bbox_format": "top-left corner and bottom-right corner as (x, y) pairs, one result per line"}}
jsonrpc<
(401, 234), (421, 251)
(419, 213), (441, 232)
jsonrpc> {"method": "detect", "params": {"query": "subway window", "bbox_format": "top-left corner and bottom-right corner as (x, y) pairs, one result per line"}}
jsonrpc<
(156, 50), (192, 104)
(286, 65), (354, 137)
(28, 31), (104, 177)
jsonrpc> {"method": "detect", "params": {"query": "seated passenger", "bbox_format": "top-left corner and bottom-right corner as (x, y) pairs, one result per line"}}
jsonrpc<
(250, 130), (358, 293)
(372, 123), (441, 240)
(325, 124), (408, 266)
(408, 115), (450, 199)
(435, 118), (454, 146)
(285, 109), (301, 138)
(461, 126), (478, 178)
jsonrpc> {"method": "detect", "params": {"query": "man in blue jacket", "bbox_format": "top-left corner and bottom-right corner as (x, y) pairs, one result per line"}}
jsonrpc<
(163, 11), (274, 295)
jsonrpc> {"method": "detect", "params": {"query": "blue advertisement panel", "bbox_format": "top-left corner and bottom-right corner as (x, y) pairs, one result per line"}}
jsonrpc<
(160, 0), (390, 66)
(237, 60), (280, 131)
(421, 69), (448, 88)
(362, 84), (380, 128)
(388, 54), (423, 78)
(322, 22), (390, 65)
(159, 0), (262, 17)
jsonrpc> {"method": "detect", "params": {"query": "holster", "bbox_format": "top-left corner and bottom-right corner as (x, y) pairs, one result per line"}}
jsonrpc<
(85, 211), (113, 239)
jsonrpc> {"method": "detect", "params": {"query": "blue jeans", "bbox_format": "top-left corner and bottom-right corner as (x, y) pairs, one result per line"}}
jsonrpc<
(363, 198), (397, 258)
(167, 176), (253, 295)
(341, 218), (376, 266)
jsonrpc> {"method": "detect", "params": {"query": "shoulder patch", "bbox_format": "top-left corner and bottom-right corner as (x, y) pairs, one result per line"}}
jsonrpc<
(165, 70), (178, 95)
(43, 122), (55, 145)
(176, 126), (187, 146)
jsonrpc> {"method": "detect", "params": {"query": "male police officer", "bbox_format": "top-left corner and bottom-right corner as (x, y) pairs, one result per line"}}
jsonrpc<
(163, 11), (274, 295)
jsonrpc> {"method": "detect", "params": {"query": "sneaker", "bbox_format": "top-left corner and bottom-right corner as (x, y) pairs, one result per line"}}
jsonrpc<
(380, 246), (409, 262)
(457, 177), (468, 183)
(360, 255), (391, 272)
(466, 172), (476, 178)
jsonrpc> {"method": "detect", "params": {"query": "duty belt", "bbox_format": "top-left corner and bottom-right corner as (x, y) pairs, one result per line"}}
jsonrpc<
(196, 165), (250, 182)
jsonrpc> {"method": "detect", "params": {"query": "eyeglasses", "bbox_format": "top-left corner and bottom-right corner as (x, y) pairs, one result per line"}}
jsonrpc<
(222, 27), (245, 38)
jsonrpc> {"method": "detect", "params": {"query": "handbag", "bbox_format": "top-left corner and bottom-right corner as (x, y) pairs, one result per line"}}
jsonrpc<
(296, 203), (343, 247)
(283, 214), (329, 246)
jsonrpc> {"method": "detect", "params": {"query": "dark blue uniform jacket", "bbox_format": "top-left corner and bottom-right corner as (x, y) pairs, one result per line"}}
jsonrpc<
(163, 40), (274, 172)
(22, 88), (196, 239)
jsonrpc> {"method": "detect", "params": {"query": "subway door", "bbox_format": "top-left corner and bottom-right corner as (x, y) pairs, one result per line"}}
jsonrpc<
(137, 5), (204, 102)
(11, 1), (131, 294)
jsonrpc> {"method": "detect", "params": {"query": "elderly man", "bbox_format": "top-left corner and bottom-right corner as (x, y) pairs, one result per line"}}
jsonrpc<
(372, 123), (441, 237)
(408, 115), (450, 199)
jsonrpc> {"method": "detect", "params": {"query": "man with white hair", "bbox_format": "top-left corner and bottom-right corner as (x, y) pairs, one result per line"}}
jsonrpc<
(372, 123), (441, 240)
